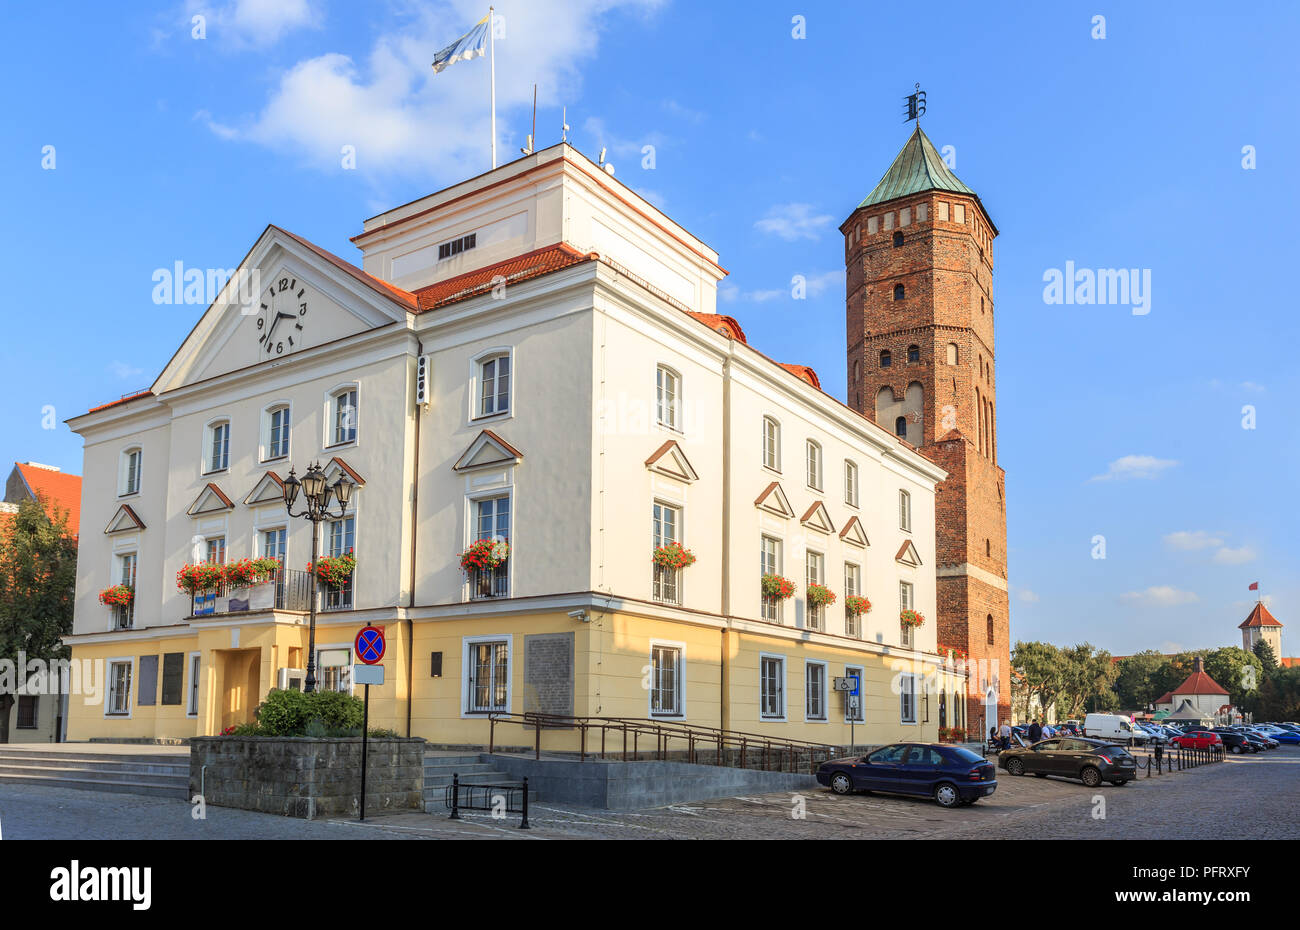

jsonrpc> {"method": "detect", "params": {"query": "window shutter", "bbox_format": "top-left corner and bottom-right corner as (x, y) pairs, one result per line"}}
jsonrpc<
(138, 655), (159, 706)
(161, 653), (185, 705)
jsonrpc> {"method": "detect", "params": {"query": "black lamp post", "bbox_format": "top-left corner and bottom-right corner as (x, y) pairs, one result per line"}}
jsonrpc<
(283, 462), (354, 693)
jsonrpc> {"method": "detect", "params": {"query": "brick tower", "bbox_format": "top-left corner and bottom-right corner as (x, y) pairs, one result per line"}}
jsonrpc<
(841, 126), (1010, 732)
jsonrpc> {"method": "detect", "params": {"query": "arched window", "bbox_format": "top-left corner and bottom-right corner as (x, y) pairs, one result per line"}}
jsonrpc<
(852, 360), (860, 383)
(939, 689), (947, 728)
(262, 403), (291, 462)
(895, 416), (907, 440)
(986, 539), (991, 557)
(894, 284), (905, 301)
(762, 416), (781, 471)
(986, 614), (995, 645)
(907, 344), (920, 363)
(946, 342), (958, 365)
(892, 231), (903, 247)
(329, 387), (358, 446)
(880, 349), (892, 368)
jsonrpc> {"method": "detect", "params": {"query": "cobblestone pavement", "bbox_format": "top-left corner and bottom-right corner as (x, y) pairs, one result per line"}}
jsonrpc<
(2, 747), (1295, 839)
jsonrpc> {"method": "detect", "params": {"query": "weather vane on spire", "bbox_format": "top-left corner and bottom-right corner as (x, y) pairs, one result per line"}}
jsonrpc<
(903, 83), (926, 125)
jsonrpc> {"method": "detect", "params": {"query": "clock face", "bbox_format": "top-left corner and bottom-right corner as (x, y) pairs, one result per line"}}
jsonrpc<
(256, 275), (309, 358)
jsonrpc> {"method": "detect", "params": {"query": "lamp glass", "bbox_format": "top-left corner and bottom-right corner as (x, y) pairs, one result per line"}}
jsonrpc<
(301, 466), (326, 501)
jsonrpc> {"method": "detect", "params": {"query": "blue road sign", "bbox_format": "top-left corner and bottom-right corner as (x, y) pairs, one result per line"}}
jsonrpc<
(355, 626), (386, 665)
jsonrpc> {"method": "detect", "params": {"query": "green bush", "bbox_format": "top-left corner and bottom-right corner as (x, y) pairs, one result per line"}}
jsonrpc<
(254, 688), (365, 736)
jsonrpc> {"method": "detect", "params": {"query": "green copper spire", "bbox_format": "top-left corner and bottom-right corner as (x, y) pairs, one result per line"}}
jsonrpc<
(858, 126), (974, 209)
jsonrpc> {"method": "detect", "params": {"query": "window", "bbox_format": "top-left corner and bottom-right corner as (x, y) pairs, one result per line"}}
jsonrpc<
(805, 550), (824, 630)
(946, 342), (959, 365)
(205, 537), (226, 564)
(894, 284), (905, 301)
(262, 527), (287, 564)
(656, 366), (680, 430)
(900, 207), (911, 226)
(880, 349), (891, 368)
(762, 417), (781, 470)
(938, 201), (949, 221)
(899, 490), (911, 532)
(895, 416), (907, 439)
(852, 360), (860, 383)
(206, 421), (230, 473)
(892, 230), (903, 247)
(113, 553), (137, 630)
(325, 516), (355, 609)
(907, 344), (920, 363)
(438, 232), (477, 261)
(805, 440), (822, 491)
(467, 640), (509, 712)
(900, 581), (914, 648)
(760, 535), (781, 622)
(844, 562), (861, 637)
(470, 495), (510, 599)
(650, 644), (682, 716)
(120, 448), (141, 496)
(107, 660), (132, 715)
(331, 388), (358, 445)
(844, 460), (859, 507)
(987, 614), (995, 645)
(805, 662), (826, 721)
(652, 501), (681, 604)
(265, 405), (290, 460)
(16, 695), (37, 728)
(760, 655), (785, 719)
(318, 648), (352, 693)
(900, 673), (916, 723)
(844, 665), (865, 722)
(478, 354), (510, 418)
(188, 653), (201, 715)
(954, 203), (965, 224)
(985, 538), (991, 557)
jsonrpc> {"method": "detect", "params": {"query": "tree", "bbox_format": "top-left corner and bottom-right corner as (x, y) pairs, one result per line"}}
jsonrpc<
(0, 497), (78, 743)
(1257, 666), (1300, 722)
(1203, 647), (1264, 716)
(1115, 650), (1167, 709)
(1253, 639), (1278, 672)
(1012, 641), (1064, 724)
(1151, 652), (1201, 700)
(1056, 643), (1118, 719)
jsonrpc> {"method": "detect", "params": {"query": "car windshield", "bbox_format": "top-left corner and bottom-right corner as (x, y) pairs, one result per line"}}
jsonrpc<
(949, 747), (983, 764)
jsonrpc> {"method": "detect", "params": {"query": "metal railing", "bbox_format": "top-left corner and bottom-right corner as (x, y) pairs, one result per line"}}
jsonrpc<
(112, 601), (135, 630)
(469, 565), (508, 600)
(652, 566), (679, 604)
(445, 773), (530, 829)
(487, 711), (843, 774)
(322, 572), (354, 611)
(190, 568), (314, 616)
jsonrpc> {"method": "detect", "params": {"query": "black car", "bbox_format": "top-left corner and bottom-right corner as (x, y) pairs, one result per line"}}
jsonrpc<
(998, 736), (1137, 786)
(1211, 728), (1259, 754)
(816, 742), (998, 808)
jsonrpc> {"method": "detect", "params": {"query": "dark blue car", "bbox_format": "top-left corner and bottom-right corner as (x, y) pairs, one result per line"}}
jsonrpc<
(816, 742), (998, 807)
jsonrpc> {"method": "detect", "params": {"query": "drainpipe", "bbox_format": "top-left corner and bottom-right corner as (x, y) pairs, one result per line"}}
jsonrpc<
(406, 338), (423, 739)
(720, 351), (732, 732)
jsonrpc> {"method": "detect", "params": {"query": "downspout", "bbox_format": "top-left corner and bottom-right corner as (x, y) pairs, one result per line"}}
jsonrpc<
(720, 351), (732, 733)
(406, 339), (423, 739)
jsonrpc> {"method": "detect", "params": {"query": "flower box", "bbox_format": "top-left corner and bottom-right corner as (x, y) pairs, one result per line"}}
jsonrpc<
(844, 595), (871, 616)
(311, 553), (356, 589)
(806, 583), (836, 608)
(459, 539), (508, 574)
(761, 574), (795, 601)
(652, 541), (696, 570)
(900, 609), (925, 628)
(98, 584), (134, 609)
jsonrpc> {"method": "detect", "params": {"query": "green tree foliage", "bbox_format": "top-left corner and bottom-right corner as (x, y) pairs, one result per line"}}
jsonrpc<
(1257, 666), (1300, 722)
(1115, 650), (1168, 709)
(1202, 647), (1263, 713)
(1056, 643), (1118, 719)
(1011, 641), (1064, 722)
(1253, 639), (1278, 672)
(0, 497), (78, 743)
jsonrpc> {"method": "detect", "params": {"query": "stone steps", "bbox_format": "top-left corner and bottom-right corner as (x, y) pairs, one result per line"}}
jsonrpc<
(0, 748), (188, 799)
(422, 752), (535, 813)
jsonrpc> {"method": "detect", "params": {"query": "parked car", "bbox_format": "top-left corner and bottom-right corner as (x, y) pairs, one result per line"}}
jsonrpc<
(998, 737), (1137, 787)
(817, 742), (998, 808)
(1136, 723), (1169, 745)
(1211, 729), (1258, 754)
(1082, 713), (1147, 744)
(1241, 728), (1280, 749)
(1268, 730), (1300, 745)
(1170, 730), (1222, 750)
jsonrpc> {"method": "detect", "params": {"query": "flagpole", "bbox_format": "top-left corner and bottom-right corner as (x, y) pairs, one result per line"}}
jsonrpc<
(489, 5), (497, 169)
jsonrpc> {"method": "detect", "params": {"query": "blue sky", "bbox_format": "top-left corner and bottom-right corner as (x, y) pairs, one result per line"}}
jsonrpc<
(2, 1), (1295, 654)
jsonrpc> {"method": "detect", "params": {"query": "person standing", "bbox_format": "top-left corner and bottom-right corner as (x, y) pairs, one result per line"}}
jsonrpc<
(999, 719), (1012, 751)
(1028, 718), (1043, 743)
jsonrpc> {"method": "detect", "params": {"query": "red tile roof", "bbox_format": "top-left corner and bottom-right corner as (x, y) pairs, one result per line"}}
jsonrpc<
(87, 390), (153, 414)
(413, 244), (594, 312)
(685, 312), (747, 343)
(1154, 691), (1174, 705)
(272, 225), (418, 312)
(1239, 602), (1282, 628)
(1281, 657), (1300, 669)
(1173, 660), (1229, 697)
(12, 463), (82, 536)
(778, 363), (821, 389)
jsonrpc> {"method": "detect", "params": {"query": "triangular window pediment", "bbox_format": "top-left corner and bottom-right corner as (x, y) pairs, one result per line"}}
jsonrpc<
(895, 539), (922, 567)
(644, 440), (699, 482)
(800, 501), (835, 535)
(754, 481), (794, 518)
(453, 430), (523, 472)
(187, 483), (234, 516)
(323, 456), (366, 488)
(244, 471), (285, 506)
(840, 515), (869, 548)
(104, 504), (146, 534)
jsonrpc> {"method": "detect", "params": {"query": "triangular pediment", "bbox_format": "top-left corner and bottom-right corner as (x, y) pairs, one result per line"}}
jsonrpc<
(454, 430), (524, 472)
(187, 482), (234, 516)
(322, 456), (367, 488)
(839, 515), (869, 548)
(799, 501), (835, 535)
(753, 481), (794, 518)
(644, 440), (699, 482)
(152, 226), (416, 395)
(104, 504), (146, 534)
(244, 471), (285, 506)
(895, 539), (923, 567)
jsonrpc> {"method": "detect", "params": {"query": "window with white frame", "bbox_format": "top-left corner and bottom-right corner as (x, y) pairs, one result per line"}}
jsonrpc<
(205, 421), (230, 473)
(900, 672), (917, 723)
(762, 416), (781, 471)
(205, 536), (226, 564)
(650, 643), (682, 716)
(470, 495), (510, 598)
(107, 660), (132, 715)
(324, 516), (355, 609)
(760, 535), (781, 622)
(899, 581), (914, 647)
(656, 365), (680, 430)
(760, 655), (785, 719)
(844, 562), (861, 637)
(805, 440), (822, 491)
(805, 550), (824, 630)
(317, 648), (352, 693)
(805, 661), (827, 721)
(467, 639), (509, 712)
(262, 527), (287, 564)
(845, 665), (865, 722)
(651, 501), (681, 604)
(477, 353), (510, 418)
(844, 460), (859, 507)
(331, 388), (358, 445)
(264, 405), (290, 460)
(113, 552), (137, 629)
(899, 489), (912, 532)
(120, 447), (141, 496)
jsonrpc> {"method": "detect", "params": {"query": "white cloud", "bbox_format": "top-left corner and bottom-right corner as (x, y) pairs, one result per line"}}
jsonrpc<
(754, 203), (834, 241)
(802, 270), (845, 297)
(1120, 586), (1199, 608)
(193, 109), (238, 140)
(1163, 530), (1223, 551)
(1212, 546), (1256, 565)
(184, 0), (321, 48)
(660, 98), (704, 123)
(205, 1), (665, 179)
(1016, 588), (1040, 604)
(1089, 454), (1179, 482)
(1240, 381), (1266, 393)
(108, 361), (145, 381)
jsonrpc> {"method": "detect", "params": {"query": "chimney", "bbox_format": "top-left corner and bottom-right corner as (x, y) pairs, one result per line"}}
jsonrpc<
(1193, 656), (1205, 673)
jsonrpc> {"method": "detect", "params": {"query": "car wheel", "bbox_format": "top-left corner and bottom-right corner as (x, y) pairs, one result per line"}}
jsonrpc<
(829, 773), (853, 795)
(1080, 766), (1102, 787)
(1006, 758), (1025, 776)
(934, 782), (960, 808)
(1231, 745), (1242, 754)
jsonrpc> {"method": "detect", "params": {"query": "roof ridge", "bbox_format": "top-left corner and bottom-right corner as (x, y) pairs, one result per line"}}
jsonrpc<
(857, 126), (975, 210)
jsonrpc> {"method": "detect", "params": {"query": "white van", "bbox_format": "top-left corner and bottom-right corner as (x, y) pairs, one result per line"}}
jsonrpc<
(1082, 713), (1147, 744)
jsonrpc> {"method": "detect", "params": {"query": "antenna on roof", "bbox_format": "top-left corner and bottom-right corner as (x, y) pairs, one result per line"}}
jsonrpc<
(598, 146), (614, 175)
(520, 83), (536, 155)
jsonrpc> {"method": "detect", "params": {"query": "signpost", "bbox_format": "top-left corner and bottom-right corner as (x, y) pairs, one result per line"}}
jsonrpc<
(353, 626), (386, 822)
(834, 674), (862, 750)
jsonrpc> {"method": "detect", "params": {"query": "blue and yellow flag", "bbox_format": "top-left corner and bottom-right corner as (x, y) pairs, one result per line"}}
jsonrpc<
(431, 14), (489, 73)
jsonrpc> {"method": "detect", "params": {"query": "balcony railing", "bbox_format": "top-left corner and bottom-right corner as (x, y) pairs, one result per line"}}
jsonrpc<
(190, 568), (314, 616)
(469, 565), (509, 600)
(323, 572), (354, 611)
(845, 610), (859, 638)
(761, 595), (781, 623)
(807, 604), (823, 632)
(112, 601), (135, 631)
(652, 566), (679, 605)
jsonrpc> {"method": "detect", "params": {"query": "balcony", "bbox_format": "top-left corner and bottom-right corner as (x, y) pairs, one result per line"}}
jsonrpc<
(652, 566), (679, 605)
(469, 565), (509, 600)
(322, 572), (354, 612)
(191, 568), (314, 617)
(112, 601), (135, 631)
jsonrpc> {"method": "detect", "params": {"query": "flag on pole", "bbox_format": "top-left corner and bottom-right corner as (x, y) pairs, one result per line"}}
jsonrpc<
(431, 14), (489, 73)
(1249, 581), (1259, 591)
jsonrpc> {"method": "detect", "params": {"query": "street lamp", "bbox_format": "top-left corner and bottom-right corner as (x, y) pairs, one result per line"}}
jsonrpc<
(283, 462), (354, 693)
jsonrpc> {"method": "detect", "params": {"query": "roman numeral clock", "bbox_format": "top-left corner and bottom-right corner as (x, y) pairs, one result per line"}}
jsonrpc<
(256, 276), (309, 357)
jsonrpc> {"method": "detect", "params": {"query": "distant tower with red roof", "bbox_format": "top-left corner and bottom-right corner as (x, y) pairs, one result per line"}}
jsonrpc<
(1239, 601), (1283, 657)
(841, 124), (1009, 730)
